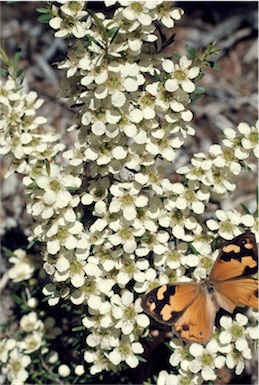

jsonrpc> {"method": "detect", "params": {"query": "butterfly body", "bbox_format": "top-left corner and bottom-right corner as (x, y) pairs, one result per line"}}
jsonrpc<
(142, 233), (258, 343)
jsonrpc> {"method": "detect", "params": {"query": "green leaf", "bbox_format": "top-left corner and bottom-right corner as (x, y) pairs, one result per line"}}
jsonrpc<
(108, 26), (120, 44)
(0, 47), (10, 65)
(212, 62), (221, 71)
(191, 93), (204, 102)
(189, 243), (198, 254)
(0, 68), (8, 77)
(26, 181), (38, 190)
(12, 293), (24, 305)
(2, 246), (13, 257)
(13, 50), (21, 67)
(15, 68), (24, 79)
(107, 26), (119, 39)
(195, 87), (205, 94)
(27, 238), (38, 250)
(186, 44), (196, 59)
(66, 186), (79, 191)
(38, 13), (52, 23)
(87, 34), (105, 49)
(44, 160), (51, 176)
(72, 326), (85, 332)
(240, 203), (251, 215)
(191, 85), (205, 101)
(42, 296), (52, 303)
(87, 9), (105, 31)
(203, 60), (218, 70)
(162, 33), (175, 50)
(194, 71), (204, 83)
(36, 7), (50, 14)
(135, 355), (147, 363)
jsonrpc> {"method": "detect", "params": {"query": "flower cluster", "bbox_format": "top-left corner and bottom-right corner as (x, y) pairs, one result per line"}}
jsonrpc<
(178, 121), (258, 197)
(0, 311), (61, 385)
(1, 0), (258, 382)
(0, 78), (64, 178)
(8, 249), (39, 282)
(156, 317), (259, 384)
(46, 0), (258, 376)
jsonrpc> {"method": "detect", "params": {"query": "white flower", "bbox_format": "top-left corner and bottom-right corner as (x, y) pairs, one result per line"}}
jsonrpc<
(111, 291), (149, 335)
(159, 206), (198, 241)
(49, 9), (90, 38)
(20, 332), (42, 354)
(157, 370), (181, 385)
(108, 337), (144, 368)
(169, 339), (191, 371)
(188, 343), (225, 381)
(84, 350), (111, 375)
(86, 326), (120, 350)
(136, 230), (169, 257)
(121, 2), (153, 26)
(225, 344), (252, 375)
(20, 312), (43, 332)
(219, 314), (252, 352)
(170, 182), (207, 214)
(109, 182), (148, 221)
(206, 209), (242, 239)
(241, 213), (255, 228)
(3, 348), (31, 383)
(192, 243), (214, 280)
(60, 1), (87, 17)
(163, 56), (199, 93)
(42, 282), (69, 306)
(0, 339), (16, 363)
(156, 4), (184, 28)
(8, 249), (36, 282)
(56, 256), (87, 288)
(238, 121), (259, 158)
(45, 217), (83, 254)
(109, 225), (137, 253)
(33, 164), (81, 219)
(154, 242), (187, 271)
(48, 351), (59, 364)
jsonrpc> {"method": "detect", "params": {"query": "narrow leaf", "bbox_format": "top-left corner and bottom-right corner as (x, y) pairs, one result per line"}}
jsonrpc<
(36, 7), (50, 14)
(240, 203), (251, 215)
(186, 44), (196, 59)
(38, 14), (52, 23)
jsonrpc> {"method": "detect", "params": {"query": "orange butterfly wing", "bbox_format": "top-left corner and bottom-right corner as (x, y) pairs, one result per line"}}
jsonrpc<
(209, 232), (258, 313)
(142, 233), (258, 344)
(209, 232), (258, 281)
(141, 282), (216, 343)
(214, 278), (258, 313)
(173, 289), (216, 343)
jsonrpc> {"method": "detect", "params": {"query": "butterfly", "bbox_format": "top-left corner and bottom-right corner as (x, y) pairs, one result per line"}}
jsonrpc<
(141, 232), (258, 344)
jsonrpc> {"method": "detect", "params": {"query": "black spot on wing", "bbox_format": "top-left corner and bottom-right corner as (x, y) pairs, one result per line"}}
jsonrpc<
(143, 285), (183, 324)
(153, 286), (178, 322)
(182, 324), (189, 331)
(220, 233), (258, 275)
(242, 263), (258, 276)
